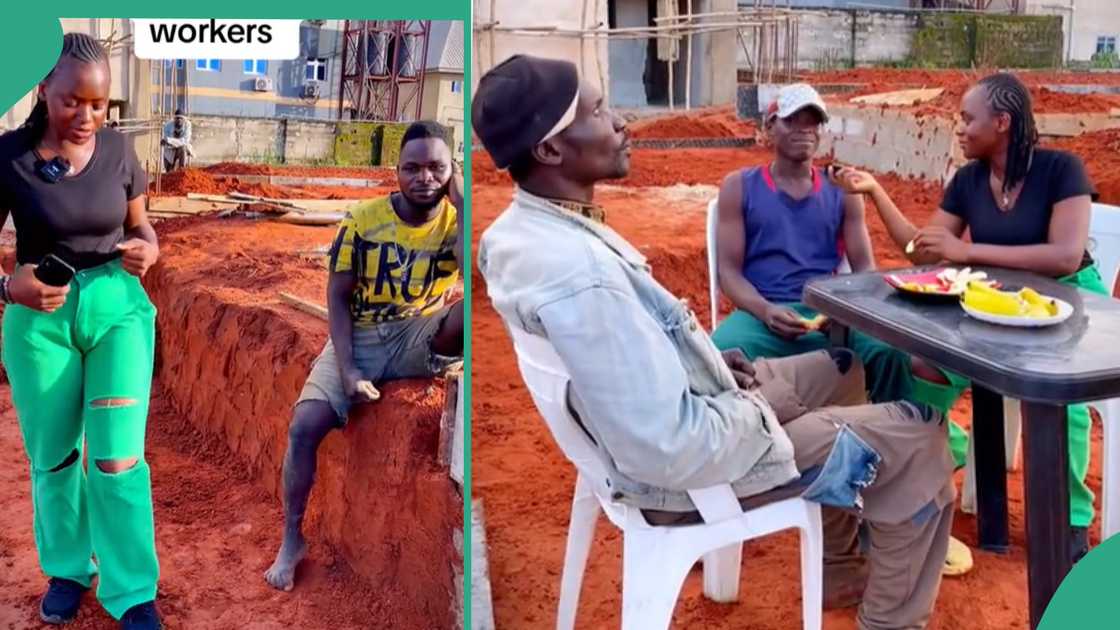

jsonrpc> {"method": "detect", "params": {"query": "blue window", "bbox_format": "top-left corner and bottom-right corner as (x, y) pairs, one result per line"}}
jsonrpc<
(162, 59), (185, 69)
(243, 59), (268, 75)
(1097, 36), (1117, 55)
(196, 59), (221, 71)
(450, 80), (462, 93)
(305, 58), (327, 81)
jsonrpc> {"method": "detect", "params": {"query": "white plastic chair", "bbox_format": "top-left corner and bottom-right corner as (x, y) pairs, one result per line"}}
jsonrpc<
(706, 198), (850, 330)
(963, 203), (1120, 539)
(507, 325), (823, 630)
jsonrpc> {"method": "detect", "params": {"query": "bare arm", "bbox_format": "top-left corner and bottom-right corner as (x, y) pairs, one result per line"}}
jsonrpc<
(715, 172), (768, 318)
(959, 194), (1090, 277)
(840, 191), (875, 272)
(118, 195), (160, 276)
(123, 195), (158, 248)
(449, 161), (465, 271)
(327, 270), (358, 375)
(834, 168), (965, 265)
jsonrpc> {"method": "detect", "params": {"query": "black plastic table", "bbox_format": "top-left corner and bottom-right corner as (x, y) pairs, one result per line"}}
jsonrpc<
(804, 267), (1120, 629)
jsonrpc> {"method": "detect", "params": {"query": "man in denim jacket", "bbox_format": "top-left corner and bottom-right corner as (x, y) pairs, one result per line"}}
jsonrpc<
(473, 55), (956, 630)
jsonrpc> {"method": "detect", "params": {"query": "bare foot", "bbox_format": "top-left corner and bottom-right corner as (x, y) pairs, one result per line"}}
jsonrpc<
(264, 535), (307, 592)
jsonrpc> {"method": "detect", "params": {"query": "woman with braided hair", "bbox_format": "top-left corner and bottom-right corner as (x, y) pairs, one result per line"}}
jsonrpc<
(834, 71), (1107, 563)
(0, 32), (162, 628)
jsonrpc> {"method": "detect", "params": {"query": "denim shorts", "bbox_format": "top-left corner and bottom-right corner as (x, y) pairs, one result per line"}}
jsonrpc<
(296, 305), (461, 423)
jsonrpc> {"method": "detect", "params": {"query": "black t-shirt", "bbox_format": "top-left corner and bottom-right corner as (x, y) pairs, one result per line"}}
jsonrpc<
(941, 148), (1096, 271)
(0, 126), (147, 269)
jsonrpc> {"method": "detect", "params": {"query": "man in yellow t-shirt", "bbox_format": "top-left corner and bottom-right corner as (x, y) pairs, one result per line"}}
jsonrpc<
(265, 121), (463, 592)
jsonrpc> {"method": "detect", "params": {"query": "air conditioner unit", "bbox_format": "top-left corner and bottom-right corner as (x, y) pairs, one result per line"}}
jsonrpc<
(253, 77), (273, 92)
(301, 82), (322, 99)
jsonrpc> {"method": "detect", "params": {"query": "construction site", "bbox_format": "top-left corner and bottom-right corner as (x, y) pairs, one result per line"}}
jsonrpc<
(471, 0), (1120, 628)
(0, 18), (465, 630)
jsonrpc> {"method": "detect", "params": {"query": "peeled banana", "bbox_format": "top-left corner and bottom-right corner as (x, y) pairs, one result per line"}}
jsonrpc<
(961, 285), (1058, 319)
(963, 287), (1027, 316)
(1018, 287), (1059, 317)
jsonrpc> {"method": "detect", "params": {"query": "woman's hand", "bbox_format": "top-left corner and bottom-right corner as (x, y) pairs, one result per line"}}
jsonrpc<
(831, 167), (880, 195)
(913, 226), (970, 263)
(117, 239), (159, 277)
(7, 264), (70, 312)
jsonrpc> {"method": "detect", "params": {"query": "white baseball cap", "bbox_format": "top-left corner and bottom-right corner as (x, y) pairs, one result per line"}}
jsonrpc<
(767, 83), (829, 123)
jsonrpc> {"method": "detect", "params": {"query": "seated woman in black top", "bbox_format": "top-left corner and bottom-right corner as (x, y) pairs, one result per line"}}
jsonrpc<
(0, 33), (162, 628)
(833, 72), (1106, 563)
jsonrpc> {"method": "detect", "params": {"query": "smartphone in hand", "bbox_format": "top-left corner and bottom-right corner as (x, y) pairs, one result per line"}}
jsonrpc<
(34, 254), (76, 287)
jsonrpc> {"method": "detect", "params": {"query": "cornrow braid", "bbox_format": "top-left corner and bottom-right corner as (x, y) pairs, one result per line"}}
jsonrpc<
(23, 32), (109, 141)
(978, 72), (1038, 193)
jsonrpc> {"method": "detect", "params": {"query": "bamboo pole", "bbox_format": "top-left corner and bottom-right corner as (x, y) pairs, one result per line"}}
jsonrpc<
(686, 30), (692, 110)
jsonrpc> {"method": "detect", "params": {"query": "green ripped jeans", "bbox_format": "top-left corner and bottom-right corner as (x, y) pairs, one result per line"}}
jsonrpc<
(712, 264), (1109, 527)
(1, 259), (159, 619)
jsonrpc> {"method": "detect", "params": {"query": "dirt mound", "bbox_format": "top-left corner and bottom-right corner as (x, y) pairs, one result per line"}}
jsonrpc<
(1045, 128), (1120, 205)
(629, 108), (757, 139)
(140, 219), (461, 628)
(203, 162), (393, 180)
(811, 69), (1120, 115)
(151, 169), (394, 200)
(155, 168), (225, 196)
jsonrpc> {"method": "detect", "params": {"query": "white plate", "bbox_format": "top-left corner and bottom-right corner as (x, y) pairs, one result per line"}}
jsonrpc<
(960, 296), (1074, 328)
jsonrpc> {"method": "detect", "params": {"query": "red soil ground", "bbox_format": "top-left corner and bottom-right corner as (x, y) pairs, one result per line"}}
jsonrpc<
(802, 68), (1120, 115)
(629, 106), (759, 139)
(1045, 128), (1120, 205)
(0, 217), (461, 628)
(150, 162), (398, 199)
(471, 146), (1109, 629)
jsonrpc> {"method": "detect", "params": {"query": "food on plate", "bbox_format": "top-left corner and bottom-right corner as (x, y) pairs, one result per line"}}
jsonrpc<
(1019, 287), (1059, 317)
(961, 284), (1060, 319)
(889, 267), (995, 295)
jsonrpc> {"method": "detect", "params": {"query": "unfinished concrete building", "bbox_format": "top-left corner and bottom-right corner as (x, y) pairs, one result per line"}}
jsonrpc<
(473, 0), (743, 110)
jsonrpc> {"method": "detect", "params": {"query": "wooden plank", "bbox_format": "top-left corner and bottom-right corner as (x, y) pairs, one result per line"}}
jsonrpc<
(274, 211), (345, 226)
(276, 200), (364, 212)
(850, 87), (944, 106)
(452, 372), (464, 486)
(438, 372), (466, 486)
(270, 175), (381, 188)
(186, 193), (243, 203)
(471, 500), (497, 630)
(149, 197), (231, 215)
(211, 174), (380, 188)
(278, 292), (328, 320)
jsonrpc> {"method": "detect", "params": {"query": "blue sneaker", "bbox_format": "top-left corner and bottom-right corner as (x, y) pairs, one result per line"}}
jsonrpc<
(120, 601), (162, 630)
(39, 578), (88, 624)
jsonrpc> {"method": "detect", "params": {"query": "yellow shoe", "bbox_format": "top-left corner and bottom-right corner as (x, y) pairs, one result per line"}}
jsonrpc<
(942, 535), (974, 577)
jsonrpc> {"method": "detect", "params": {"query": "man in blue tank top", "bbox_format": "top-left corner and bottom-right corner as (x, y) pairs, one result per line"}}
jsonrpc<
(710, 85), (973, 579)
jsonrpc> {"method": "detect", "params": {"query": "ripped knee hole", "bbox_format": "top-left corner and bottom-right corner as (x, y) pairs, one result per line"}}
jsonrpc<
(89, 397), (138, 409)
(94, 457), (140, 474)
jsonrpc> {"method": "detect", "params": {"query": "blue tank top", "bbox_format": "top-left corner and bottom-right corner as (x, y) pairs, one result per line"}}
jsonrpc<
(740, 165), (844, 303)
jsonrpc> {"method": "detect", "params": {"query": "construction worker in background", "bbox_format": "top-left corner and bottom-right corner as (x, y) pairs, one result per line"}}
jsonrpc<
(160, 109), (192, 172)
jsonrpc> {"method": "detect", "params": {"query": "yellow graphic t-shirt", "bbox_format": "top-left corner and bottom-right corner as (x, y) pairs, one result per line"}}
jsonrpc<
(328, 195), (459, 326)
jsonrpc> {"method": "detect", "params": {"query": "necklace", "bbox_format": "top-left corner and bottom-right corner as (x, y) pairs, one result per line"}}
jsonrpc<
(543, 196), (607, 223)
(992, 152), (1034, 211)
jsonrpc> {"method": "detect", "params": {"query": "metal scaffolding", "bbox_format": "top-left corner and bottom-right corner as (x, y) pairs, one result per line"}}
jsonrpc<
(474, 1), (798, 111)
(337, 20), (431, 121)
(915, 0), (1023, 12)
